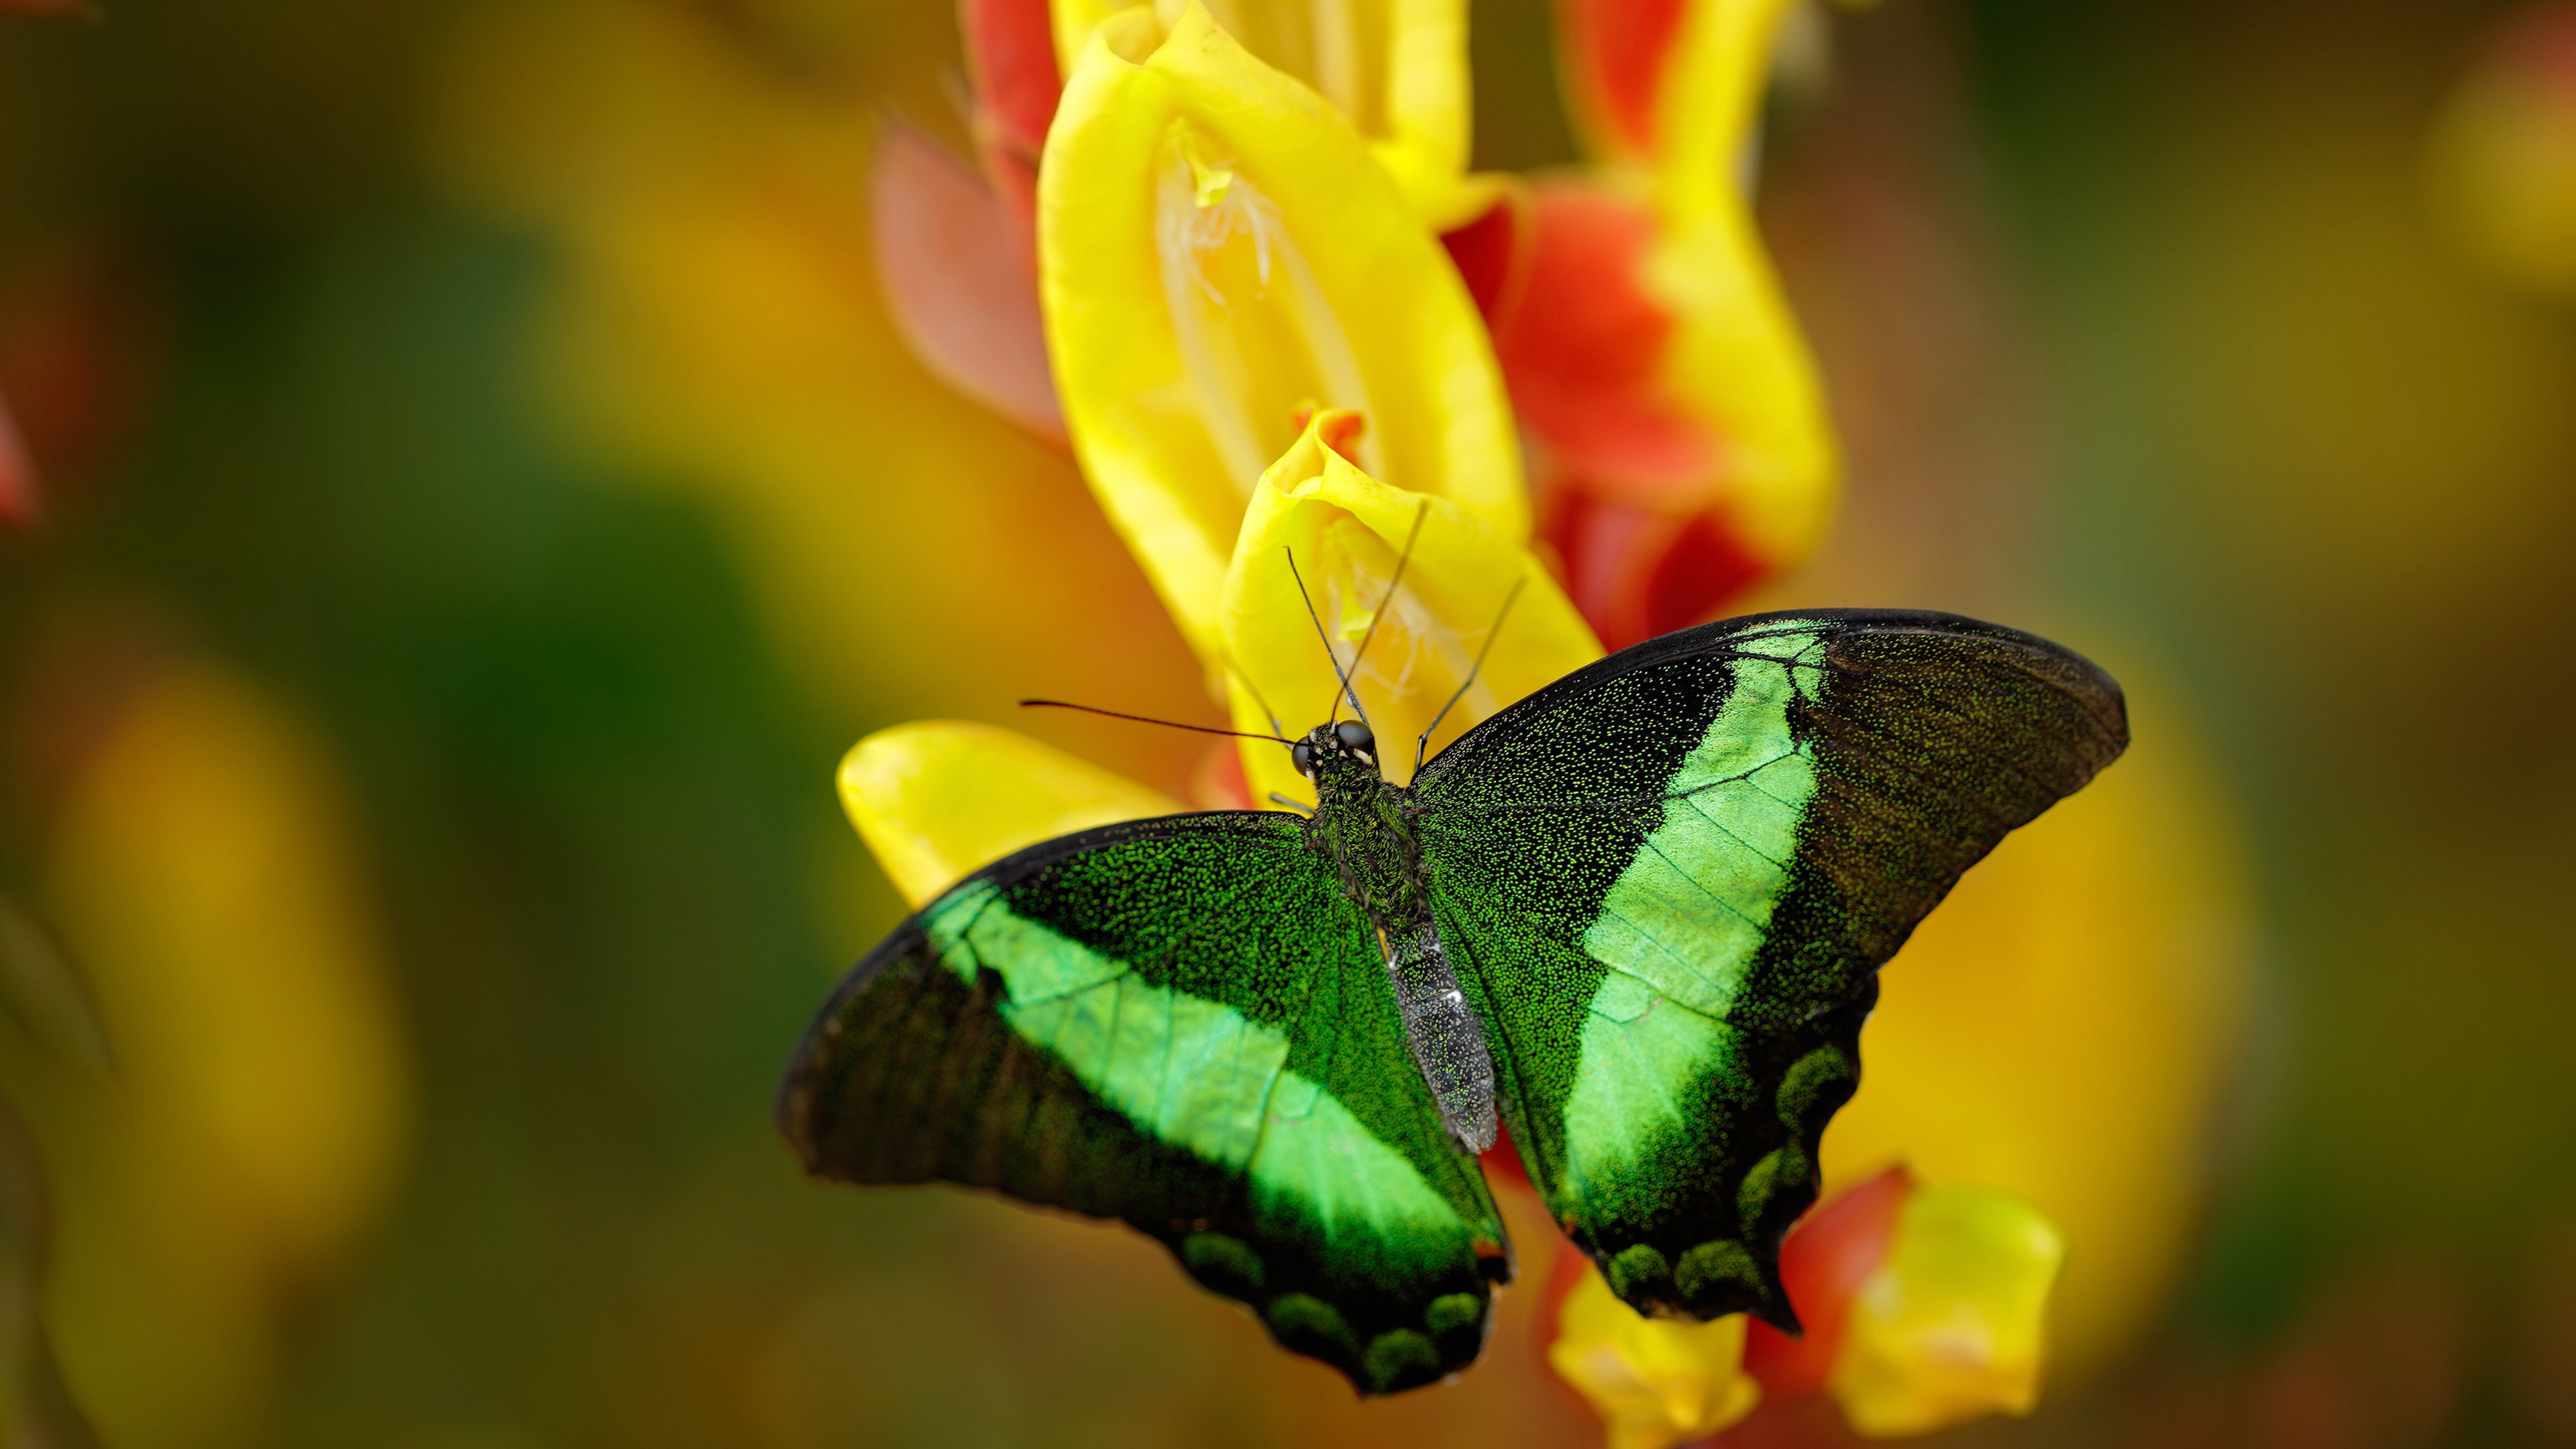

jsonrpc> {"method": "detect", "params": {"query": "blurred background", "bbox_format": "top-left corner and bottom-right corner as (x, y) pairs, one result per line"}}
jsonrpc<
(1, 0), (2573, 1445)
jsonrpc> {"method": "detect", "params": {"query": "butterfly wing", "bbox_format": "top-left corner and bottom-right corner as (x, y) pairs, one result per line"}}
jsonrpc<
(777, 810), (1511, 1394)
(1410, 610), (2127, 1328)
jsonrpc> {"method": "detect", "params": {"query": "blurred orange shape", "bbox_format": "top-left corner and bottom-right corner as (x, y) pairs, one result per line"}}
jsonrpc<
(2429, 3), (2576, 299)
(1827, 1185), (2063, 1436)
(0, 395), (36, 528)
(871, 125), (1066, 441)
(1743, 1165), (1915, 1397)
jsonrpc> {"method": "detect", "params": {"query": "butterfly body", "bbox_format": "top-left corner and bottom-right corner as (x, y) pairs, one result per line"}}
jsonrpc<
(1297, 719), (1503, 1155)
(782, 611), (2130, 1395)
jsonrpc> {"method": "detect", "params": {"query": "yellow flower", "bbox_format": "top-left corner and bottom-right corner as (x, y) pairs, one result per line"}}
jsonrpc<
(1219, 410), (1600, 806)
(1552, 1170), (2062, 1445)
(1049, 0), (1491, 228)
(1039, 2), (1526, 671)
(1547, 1256), (1763, 1449)
(840, 720), (1183, 909)
(1830, 1185), (2063, 1436)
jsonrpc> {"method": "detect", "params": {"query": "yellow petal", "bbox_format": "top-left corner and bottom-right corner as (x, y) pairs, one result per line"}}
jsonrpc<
(1549, 1260), (1763, 1449)
(1051, 0), (1493, 227)
(1220, 411), (1601, 807)
(1829, 1185), (2063, 1438)
(839, 721), (1183, 908)
(1040, 3), (1525, 672)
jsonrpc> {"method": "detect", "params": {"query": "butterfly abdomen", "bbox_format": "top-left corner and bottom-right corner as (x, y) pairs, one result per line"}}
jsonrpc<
(1383, 917), (1500, 1152)
(1305, 761), (1503, 1155)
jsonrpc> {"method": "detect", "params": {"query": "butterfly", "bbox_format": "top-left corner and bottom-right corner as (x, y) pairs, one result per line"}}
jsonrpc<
(777, 607), (2127, 1395)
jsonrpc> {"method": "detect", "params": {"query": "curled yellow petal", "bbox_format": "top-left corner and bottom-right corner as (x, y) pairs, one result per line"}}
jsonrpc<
(1829, 1185), (2063, 1438)
(1052, 0), (1492, 227)
(1040, 2), (1525, 670)
(1549, 1259), (1762, 1449)
(1220, 411), (1600, 808)
(840, 721), (1182, 908)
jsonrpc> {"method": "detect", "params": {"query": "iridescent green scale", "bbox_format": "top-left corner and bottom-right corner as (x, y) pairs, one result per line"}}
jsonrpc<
(778, 610), (2129, 1393)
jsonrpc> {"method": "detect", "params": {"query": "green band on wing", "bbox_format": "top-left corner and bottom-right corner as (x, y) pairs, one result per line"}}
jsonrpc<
(924, 883), (1473, 1283)
(1565, 630), (1825, 1212)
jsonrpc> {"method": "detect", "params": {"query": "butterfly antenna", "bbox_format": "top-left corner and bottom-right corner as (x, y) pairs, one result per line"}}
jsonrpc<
(1284, 547), (1370, 731)
(1019, 699), (1291, 745)
(1344, 500), (1429, 691)
(1413, 577), (1525, 776)
(1227, 662), (1291, 745)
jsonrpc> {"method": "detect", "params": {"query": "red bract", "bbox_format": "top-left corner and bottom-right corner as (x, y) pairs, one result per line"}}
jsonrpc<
(959, 0), (1060, 224)
(1492, 184), (1715, 487)
(871, 125), (1063, 441)
(1558, 0), (1690, 156)
(1743, 1166), (1917, 1397)
(1542, 487), (1767, 651)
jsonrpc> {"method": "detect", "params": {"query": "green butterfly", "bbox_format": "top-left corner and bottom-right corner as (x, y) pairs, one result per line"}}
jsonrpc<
(778, 608), (2127, 1395)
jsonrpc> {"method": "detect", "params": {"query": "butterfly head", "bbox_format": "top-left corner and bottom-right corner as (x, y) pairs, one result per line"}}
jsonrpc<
(1291, 719), (1379, 782)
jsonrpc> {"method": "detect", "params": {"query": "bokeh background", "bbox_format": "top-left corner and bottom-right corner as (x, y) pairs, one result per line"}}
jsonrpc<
(3, 0), (2573, 1445)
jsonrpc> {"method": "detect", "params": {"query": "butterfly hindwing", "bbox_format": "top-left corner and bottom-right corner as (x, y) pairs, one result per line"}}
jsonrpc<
(1411, 610), (2128, 1328)
(777, 812), (1510, 1394)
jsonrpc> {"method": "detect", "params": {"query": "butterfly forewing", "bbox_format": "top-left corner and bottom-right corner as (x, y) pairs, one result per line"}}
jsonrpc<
(777, 811), (1510, 1395)
(1410, 610), (2128, 1328)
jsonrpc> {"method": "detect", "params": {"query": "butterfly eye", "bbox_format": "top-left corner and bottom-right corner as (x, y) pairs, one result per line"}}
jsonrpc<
(1291, 741), (1315, 777)
(1335, 720), (1374, 753)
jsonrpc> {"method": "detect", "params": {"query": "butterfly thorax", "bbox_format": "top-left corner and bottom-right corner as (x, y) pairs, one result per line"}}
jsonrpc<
(1291, 720), (1498, 1152)
(1304, 761), (1424, 922)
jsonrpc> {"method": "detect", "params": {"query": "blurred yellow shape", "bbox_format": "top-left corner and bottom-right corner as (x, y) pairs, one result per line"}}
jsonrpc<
(1040, 3), (1525, 671)
(1221, 409), (1599, 807)
(841, 720), (1184, 909)
(1548, 1261), (1762, 1449)
(2429, 10), (2576, 300)
(38, 659), (408, 1448)
(1051, 0), (1489, 226)
(1817, 686), (2251, 1379)
(1829, 1185), (2062, 1437)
